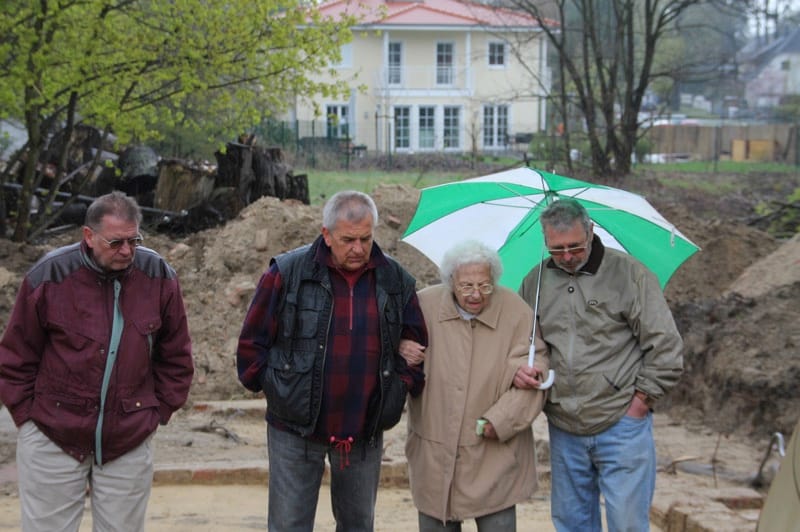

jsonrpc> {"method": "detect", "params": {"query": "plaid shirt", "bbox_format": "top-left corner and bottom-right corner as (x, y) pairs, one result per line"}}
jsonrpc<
(237, 240), (426, 443)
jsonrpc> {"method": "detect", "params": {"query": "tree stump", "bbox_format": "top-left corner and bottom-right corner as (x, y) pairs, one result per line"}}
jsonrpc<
(216, 142), (309, 206)
(154, 159), (216, 212)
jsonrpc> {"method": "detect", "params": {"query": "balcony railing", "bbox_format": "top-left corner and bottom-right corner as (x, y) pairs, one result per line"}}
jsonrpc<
(380, 65), (467, 89)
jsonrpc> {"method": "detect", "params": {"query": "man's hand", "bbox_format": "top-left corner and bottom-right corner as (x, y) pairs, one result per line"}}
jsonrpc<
(398, 339), (426, 366)
(626, 391), (651, 418)
(513, 365), (546, 389)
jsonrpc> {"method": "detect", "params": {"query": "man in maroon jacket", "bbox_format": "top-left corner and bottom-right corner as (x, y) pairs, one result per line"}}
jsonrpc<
(0, 191), (194, 531)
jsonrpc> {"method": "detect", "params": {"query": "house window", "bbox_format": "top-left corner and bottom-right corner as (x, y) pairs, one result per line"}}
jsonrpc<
(419, 106), (435, 149)
(443, 106), (460, 148)
(436, 42), (454, 85)
(388, 42), (402, 85)
(334, 43), (353, 68)
(489, 42), (505, 67)
(394, 106), (411, 149)
(326, 105), (349, 138)
(483, 105), (508, 148)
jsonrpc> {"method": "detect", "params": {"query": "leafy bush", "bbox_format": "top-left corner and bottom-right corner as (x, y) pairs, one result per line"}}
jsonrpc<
(754, 186), (800, 238)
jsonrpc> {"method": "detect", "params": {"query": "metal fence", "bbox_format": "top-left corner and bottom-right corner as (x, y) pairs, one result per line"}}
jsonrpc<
(253, 119), (800, 168)
(253, 119), (365, 169)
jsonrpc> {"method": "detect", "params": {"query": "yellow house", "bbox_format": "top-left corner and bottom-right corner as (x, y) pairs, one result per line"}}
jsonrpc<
(292, 0), (551, 154)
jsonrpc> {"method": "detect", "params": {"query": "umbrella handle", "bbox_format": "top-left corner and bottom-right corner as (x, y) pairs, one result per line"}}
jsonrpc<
(539, 370), (555, 390)
(527, 343), (556, 390)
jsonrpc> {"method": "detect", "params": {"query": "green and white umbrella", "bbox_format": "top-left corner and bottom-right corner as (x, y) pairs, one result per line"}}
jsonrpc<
(402, 166), (700, 291)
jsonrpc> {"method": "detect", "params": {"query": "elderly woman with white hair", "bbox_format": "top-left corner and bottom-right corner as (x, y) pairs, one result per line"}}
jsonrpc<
(400, 239), (549, 531)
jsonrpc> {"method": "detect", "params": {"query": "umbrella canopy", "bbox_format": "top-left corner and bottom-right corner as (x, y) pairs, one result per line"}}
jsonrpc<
(402, 166), (700, 290)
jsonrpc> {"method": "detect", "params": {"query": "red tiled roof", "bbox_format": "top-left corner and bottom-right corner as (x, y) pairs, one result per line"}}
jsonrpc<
(317, 0), (544, 28)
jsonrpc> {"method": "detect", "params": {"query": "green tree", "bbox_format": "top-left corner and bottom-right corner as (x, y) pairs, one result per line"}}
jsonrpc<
(0, 0), (355, 241)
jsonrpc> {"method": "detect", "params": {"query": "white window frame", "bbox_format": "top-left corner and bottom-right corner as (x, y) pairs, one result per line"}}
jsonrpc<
(388, 42), (402, 85)
(488, 41), (506, 68)
(443, 106), (461, 149)
(418, 106), (436, 150)
(436, 42), (455, 85)
(482, 104), (509, 148)
(394, 106), (411, 149)
(333, 43), (353, 68)
(326, 105), (350, 138)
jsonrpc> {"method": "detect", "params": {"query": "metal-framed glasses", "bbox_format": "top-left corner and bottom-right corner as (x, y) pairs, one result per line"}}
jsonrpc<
(547, 244), (587, 256)
(456, 282), (494, 296)
(95, 232), (144, 249)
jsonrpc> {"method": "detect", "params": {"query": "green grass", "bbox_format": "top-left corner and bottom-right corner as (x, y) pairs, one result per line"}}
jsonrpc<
(656, 176), (741, 195)
(305, 170), (476, 205)
(638, 160), (800, 174)
(304, 160), (800, 204)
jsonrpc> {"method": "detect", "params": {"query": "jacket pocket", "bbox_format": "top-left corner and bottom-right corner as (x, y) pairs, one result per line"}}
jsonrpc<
(31, 391), (96, 447)
(262, 350), (315, 426)
(45, 313), (102, 354)
(132, 316), (163, 358)
(372, 371), (408, 432)
(120, 394), (160, 413)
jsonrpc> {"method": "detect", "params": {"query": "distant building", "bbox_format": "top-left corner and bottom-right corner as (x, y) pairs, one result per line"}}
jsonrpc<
(290, 0), (552, 154)
(740, 28), (800, 110)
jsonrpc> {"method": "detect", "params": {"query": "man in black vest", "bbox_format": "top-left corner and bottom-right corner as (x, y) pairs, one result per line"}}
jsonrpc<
(237, 190), (427, 531)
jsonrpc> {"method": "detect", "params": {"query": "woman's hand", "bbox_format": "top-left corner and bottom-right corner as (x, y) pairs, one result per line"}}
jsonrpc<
(398, 339), (426, 366)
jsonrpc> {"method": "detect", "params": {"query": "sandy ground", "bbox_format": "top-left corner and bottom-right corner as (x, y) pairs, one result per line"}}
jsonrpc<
(0, 402), (555, 531)
(0, 486), (554, 531)
(0, 402), (771, 531)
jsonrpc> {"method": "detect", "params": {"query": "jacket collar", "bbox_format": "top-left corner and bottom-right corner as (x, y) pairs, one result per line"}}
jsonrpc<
(79, 240), (131, 280)
(546, 234), (605, 276)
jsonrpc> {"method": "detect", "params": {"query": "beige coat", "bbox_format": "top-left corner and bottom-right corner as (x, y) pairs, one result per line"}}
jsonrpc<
(757, 419), (800, 532)
(406, 284), (548, 523)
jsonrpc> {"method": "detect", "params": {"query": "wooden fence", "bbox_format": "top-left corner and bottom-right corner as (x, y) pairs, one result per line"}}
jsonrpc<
(645, 123), (798, 164)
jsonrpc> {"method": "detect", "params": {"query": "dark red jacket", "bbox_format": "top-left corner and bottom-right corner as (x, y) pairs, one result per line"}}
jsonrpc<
(0, 241), (193, 464)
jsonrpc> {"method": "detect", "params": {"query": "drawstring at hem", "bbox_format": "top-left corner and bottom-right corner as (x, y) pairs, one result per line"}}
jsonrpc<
(329, 436), (354, 469)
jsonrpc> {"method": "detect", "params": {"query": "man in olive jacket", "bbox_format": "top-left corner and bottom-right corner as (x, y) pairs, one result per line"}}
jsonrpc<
(515, 198), (683, 532)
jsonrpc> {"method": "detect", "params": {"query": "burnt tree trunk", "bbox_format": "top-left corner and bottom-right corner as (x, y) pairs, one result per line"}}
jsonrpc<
(154, 159), (216, 213)
(216, 142), (309, 207)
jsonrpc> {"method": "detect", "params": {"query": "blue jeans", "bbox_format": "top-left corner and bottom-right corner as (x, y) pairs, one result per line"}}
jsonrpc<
(548, 414), (655, 532)
(266, 424), (382, 532)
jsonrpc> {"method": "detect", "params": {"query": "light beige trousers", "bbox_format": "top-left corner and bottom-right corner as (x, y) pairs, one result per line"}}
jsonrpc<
(16, 421), (153, 532)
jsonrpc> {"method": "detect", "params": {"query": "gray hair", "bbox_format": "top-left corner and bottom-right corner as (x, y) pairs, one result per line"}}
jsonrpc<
(540, 198), (591, 235)
(322, 190), (378, 231)
(85, 191), (142, 228)
(439, 240), (503, 288)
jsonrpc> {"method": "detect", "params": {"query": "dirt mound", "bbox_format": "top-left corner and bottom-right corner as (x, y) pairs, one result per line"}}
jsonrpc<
(726, 232), (800, 298)
(652, 208), (800, 437)
(671, 280), (800, 438)
(0, 174), (798, 443)
(659, 207), (780, 305)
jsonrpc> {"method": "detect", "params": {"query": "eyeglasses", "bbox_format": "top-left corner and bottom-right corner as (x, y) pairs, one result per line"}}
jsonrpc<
(95, 232), (144, 249)
(455, 283), (494, 296)
(547, 244), (587, 256)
